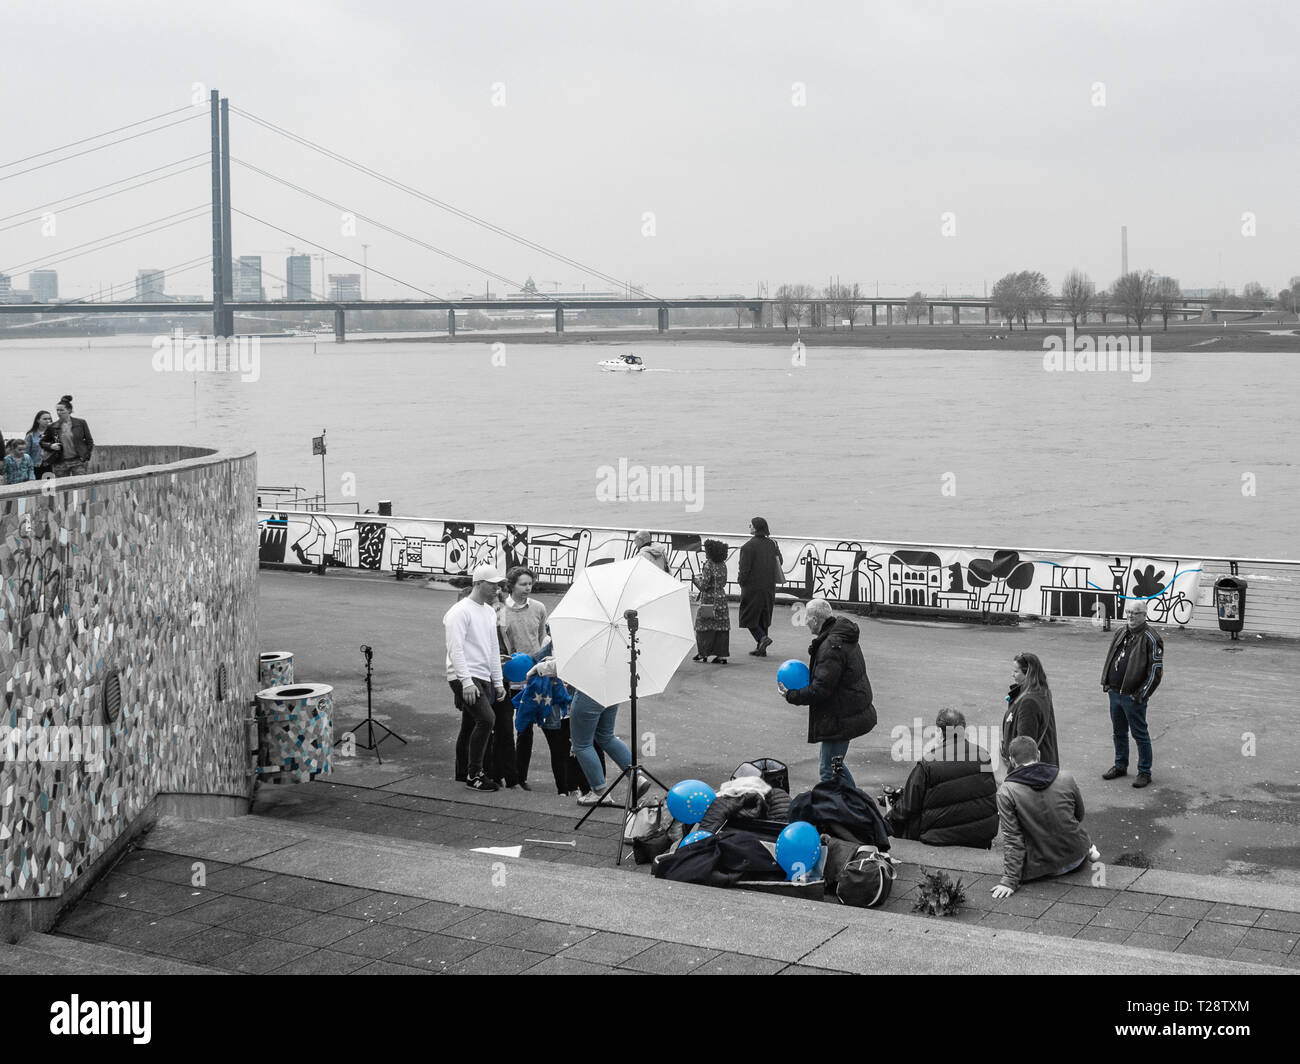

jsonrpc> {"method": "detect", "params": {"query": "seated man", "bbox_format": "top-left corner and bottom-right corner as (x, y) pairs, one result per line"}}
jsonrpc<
(885, 708), (997, 848)
(991, 736), (1100, 899)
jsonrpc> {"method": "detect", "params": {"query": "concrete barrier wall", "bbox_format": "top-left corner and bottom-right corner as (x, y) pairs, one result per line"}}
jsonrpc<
(0, 446), (258, 901)
(256, 511), (1300, 638)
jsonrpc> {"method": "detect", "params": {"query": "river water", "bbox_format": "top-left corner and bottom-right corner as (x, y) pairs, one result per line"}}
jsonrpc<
(3, 335), (1296, 559)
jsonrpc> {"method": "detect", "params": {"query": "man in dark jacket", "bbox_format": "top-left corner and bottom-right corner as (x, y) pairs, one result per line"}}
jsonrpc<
(887, 708), (997, 848)
(780, 598), (876, 787)
(991, 736), (1100, 898)
(1100, 601), (1164, 789)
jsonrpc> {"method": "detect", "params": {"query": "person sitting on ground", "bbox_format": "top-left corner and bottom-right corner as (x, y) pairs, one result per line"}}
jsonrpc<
(991, 736), (1100, 899)
(4, 438), (35, 484)
(633, 529), (669, 571)
(1001, 651), (1060, 770)
(885, 707), (997, 848)
(779, 598), (876, 787)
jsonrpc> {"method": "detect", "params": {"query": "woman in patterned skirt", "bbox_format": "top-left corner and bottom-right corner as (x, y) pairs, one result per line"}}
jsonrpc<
(692, 538), (732, 664)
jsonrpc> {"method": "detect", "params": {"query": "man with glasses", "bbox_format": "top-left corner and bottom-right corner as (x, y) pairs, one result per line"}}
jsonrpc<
(1100, 600), (1164, 789)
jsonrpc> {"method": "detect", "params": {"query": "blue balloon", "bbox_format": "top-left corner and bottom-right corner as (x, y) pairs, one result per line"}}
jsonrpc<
(503, 653), (534, 684)
(665, 780), (716, 824)
(777, 659), (810, 691)
(775, 821), (822, 881)
(679, 830), (713, 847)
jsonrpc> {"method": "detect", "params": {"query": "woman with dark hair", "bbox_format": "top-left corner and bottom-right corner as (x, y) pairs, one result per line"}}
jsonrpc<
(26, 410), (54, 478)
(691, 539), (731, 664)
(737, 516), (783, 657)
(1001, 652), (1061, 768)
(41, 395), (94, 477)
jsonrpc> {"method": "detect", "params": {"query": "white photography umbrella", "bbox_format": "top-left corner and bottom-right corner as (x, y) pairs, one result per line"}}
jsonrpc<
(547, 556), (694, 707)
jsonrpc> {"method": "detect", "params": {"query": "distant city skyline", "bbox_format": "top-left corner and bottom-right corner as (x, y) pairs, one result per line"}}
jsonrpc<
(2, 1), (1296, 303)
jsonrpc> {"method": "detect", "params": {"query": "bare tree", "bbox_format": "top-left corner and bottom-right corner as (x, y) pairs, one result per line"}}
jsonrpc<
(906, 291), (928, 324)
(1242, 281), (1271, 309)
(843, 281), (863, 328)
(1061, 269), (1095, 329)
(823, 282), (844, 330)
(774, 284), (795, 329)
(1153, 275), (1181, 331)
(991, 273), (1019, 329)
(790, 283), (814, 326)
(1112, 270), (1159, 331)
(1015, 271), (1051, 330)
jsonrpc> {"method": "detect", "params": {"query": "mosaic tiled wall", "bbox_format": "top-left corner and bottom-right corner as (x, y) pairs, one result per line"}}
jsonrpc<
(0, 448), (258, 900)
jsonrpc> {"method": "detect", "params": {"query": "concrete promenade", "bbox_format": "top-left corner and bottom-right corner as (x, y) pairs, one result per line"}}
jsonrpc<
(12, 567), (1298, 975)
(261, 569), (1299, 880)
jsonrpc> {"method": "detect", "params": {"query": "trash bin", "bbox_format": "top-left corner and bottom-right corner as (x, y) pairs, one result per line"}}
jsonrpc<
(1213, 576), (1248, 639)
(258, 651), (294, 689)
(254, 683), (334, 783)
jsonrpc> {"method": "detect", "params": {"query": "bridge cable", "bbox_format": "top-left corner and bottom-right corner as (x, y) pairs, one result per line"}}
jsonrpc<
(54, 255), (212, 305)
(231, 208), (446, 301)
(0, 207), (208, 276)
(230, 105), (661, 301)
(0, 160), (208, 234)
(0, 114), (205, 184)
(233, 158), (545, 302)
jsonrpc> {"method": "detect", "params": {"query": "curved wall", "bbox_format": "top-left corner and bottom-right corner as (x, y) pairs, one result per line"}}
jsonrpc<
(0, 446), (257, 900)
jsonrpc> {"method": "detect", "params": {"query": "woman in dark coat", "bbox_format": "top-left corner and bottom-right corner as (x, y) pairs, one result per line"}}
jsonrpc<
(737, 516), (783, 656)
(691, 539), (731, 664)
(1001, 651), (1060, 768)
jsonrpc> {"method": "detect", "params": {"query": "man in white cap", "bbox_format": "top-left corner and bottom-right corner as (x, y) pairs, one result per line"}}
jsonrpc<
(446, 564), (508, 791)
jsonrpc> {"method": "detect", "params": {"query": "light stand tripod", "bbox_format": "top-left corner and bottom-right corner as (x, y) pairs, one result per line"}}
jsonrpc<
(574, 608), (669, 864)
(343, 644), (407, 764)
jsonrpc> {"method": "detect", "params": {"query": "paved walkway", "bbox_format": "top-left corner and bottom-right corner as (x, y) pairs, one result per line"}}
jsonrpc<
(259, 569), (1300, 881)
(36, 779), (1298, 975)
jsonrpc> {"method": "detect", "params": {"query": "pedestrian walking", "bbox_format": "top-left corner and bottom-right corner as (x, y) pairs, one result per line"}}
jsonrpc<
(738, 516), (783, 656)
(41, 395), (94, 477)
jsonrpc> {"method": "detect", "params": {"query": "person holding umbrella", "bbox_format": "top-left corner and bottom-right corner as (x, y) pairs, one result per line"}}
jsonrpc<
(778, 598), (877, 787)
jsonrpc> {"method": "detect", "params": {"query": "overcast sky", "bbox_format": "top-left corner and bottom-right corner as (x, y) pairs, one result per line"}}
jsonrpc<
(3, 0), (1297, 300)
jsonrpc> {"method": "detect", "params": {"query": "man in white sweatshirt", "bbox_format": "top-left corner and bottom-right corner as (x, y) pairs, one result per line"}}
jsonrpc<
(446, 564), (508, 791)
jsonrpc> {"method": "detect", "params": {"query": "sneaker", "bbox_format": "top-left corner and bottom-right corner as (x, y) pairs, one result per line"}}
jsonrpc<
(1132, 773), (1152, 788)
(1102, 766), (1127, 780)
(757, 636), (773, 655)
(576, 790), (612, 806)
(1087, 845), (1102, 862)
(466, 774), (499, 792)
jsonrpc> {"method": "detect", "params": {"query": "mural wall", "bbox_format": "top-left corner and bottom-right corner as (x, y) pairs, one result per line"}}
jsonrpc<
(1, 449), (257, 901)
(257, 511), (1212, 629)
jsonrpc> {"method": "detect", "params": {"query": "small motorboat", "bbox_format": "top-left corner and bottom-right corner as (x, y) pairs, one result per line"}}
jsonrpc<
(598, 353), (646, 372)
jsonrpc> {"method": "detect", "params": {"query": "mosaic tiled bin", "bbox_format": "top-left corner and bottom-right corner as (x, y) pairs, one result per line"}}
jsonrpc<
(254, 683), (334, 784)
(258, 651), (294, 689)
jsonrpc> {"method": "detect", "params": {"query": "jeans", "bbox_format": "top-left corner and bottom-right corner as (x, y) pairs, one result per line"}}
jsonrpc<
(1108, 691), (1152, 775)
(451, 679), (494, 779)
(517, 719), (599, 794)
(568, 691), (631, 791)
(819, 739), (855, 787)
(486, 692), (519, 786)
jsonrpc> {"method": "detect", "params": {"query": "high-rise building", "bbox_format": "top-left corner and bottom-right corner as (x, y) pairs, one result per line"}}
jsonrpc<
(136, 269), (165, 301)
(329, 273), (362, 300)
(286, 255), (312, 300)
(29, 269), (58, 302)
(234, 256), (264, 301)
(0, 273), (11, 296)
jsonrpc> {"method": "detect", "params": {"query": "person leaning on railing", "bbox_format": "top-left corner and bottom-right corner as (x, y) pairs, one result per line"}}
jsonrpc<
(40, 395), (94, 478)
